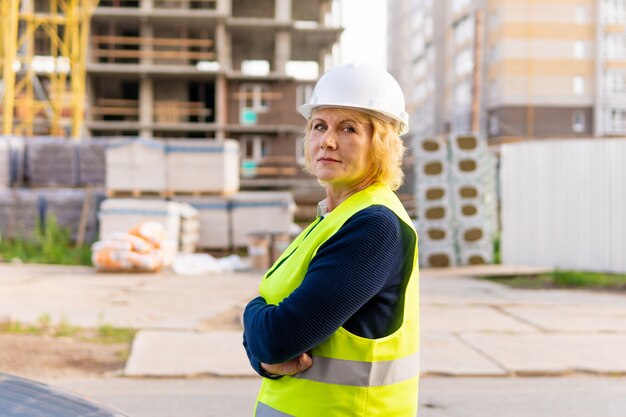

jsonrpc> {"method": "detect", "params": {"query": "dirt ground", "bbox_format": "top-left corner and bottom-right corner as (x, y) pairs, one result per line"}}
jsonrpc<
(0, 334), (126, 380)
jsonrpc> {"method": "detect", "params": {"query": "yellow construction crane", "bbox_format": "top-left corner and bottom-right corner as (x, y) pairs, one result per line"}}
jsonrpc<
(0, 0), (99, 139)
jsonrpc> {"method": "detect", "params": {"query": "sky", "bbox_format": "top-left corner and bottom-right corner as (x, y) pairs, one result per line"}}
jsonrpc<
(339, 0), (388, 67)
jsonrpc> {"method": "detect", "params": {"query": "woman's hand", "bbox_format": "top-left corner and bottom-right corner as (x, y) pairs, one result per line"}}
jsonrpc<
(261, 353), (313, 376)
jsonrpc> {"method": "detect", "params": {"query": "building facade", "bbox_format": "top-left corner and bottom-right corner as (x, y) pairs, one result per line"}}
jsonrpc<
(87, 0), (342, 187)
(388, 0), (626, 144)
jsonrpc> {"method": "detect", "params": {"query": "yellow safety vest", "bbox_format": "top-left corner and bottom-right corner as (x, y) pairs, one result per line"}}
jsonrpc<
(254, 182), (420, 417)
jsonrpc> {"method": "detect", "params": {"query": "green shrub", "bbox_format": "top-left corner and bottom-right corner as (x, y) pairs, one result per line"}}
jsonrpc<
(0, 215), (91, 266)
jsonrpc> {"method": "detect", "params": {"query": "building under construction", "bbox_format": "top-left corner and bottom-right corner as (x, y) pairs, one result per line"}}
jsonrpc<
(1, 0), (343, 189)
(88, 0), (342, 187)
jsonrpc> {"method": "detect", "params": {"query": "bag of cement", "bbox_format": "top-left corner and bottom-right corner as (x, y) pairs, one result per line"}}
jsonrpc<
(129, 222), (166, 248)
(92, 247), (163, 272)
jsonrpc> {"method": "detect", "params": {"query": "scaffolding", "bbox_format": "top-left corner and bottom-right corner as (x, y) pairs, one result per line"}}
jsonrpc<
(0, 0), (99, 138)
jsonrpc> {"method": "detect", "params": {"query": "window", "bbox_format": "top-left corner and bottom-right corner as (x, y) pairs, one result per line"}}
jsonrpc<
(453, 14), (475, 47)
(604, 108), (626, 133)
(454, 79), (472, 107)
(574, 5), (587, 23)
(603, 0), (626, 24)
(572, 110), (586, 132)
(605, 70), (626, 94)
(240, 136), (270, 161)
(239, 84), (270, 113)
(454, 48), (474, 78)
(574, 41), (585, 59)
(605, 33), (626, 59)
(573, 76), (585, 95)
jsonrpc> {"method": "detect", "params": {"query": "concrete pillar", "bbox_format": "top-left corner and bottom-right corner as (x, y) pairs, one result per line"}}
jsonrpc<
(140, 0), (153, 12)
(275, 0), (291, 22)
(215, 74), (227, 140)
(216, 23), (231, 71)
(218, 0), (231, 15)
(274, 31), (291, 74)
(140, 19), (153, 66)
(139, 76), (153, 138)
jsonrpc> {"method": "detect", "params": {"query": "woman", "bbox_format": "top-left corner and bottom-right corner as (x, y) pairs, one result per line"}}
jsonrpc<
(243, 62), (420, 416)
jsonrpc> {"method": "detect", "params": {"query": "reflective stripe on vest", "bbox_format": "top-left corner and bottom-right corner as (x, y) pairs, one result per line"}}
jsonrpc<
(256, 402), (294, 417)
(293, 351), (420, 387)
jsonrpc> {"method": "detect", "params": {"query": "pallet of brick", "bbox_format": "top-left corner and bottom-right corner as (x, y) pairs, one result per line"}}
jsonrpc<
(165, 139), (239, 195)
(231, 192), (296, 248)
(98, 199), (181, 248)
(77, 139), (107, 187)
(105, 138), (167, 194)
(25, 137), (78, 187)
(40, 188), (105, 244)
(171, 196), (231, 250)
(0, 189), (40, 240)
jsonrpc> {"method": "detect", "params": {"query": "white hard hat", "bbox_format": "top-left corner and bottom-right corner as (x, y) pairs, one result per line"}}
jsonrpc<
(299, 62), (409, 135)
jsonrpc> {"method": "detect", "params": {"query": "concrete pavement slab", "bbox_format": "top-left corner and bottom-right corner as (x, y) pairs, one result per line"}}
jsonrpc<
(461, 333), (626, 374)
(502, 305), (626, 332)
(125, 330), (256, 377)
(420, 333), (508, 376)
(0, 264), (261, 330)
(421, 305), (539, 333)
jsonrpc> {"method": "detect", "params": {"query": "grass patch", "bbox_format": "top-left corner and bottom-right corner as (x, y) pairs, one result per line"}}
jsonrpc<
(484, 270), (626, 290)
(0, 316), (136, 345)
(0, 215), (92, 266)
(94, 324), (137, 345)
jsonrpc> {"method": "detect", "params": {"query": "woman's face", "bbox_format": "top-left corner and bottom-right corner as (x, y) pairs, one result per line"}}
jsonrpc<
(308, 108), (374, 189)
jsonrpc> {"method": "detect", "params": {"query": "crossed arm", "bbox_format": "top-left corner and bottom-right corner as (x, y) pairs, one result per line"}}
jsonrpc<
(242, 207), (402, 377)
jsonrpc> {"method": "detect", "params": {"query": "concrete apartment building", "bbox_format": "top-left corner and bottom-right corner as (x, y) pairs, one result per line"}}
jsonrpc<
(388, 0), (626, 145)
(86, 0), (342, 187)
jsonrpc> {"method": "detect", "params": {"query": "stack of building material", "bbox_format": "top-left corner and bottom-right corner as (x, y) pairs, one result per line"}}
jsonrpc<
(231, 192), (296, 247)
(0, 140), (9, 189)
(25, 137), (78, 187)
(171, 196), (231, 250)
(414, 136), (457, 267)
(77, 139), (107, 187)
(98, 198), (183, 251)
(448, 134), (497, 265)
(178, 202), (201, 253)
(39, 188), (105, 244)
(166, 139), (240, 195)
(0, 189), (40, 240)
(105, 138), (167, 194)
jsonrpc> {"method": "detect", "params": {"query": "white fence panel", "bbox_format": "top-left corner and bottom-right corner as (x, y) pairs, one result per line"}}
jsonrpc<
(501, 139), (626, 273)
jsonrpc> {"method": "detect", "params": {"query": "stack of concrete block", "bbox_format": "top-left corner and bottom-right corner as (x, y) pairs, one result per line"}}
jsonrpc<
(105, 138), (167, 193)
(0, 189), (40, 240)
(39, 188), (105, 244)
(99, 198), (181, 243)
(0, 140), (9, 189)
(25, 137), (78, 187)
(171, 196), (231, 250)
(231, 192), (296, 248)
(448, 134), (497, 265)
(178, 202), (201, 253)
(166, 139), (239, 194)
(2, 136), (25, 187)
(77, 139), (107, 187)
(414, 136), (457, 268)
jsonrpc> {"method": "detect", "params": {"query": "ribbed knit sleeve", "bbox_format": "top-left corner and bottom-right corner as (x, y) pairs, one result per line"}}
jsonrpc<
(243, 205), (403, 367)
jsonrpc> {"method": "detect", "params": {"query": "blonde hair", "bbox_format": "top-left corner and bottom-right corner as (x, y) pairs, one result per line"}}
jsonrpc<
(303, 108), (407, 191)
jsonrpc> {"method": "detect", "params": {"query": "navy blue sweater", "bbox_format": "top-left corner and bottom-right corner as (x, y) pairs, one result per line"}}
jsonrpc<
(243, 205), (415, 377)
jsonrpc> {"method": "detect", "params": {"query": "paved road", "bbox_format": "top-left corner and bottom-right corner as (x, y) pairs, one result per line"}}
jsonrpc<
(55, 375), (626, 417)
